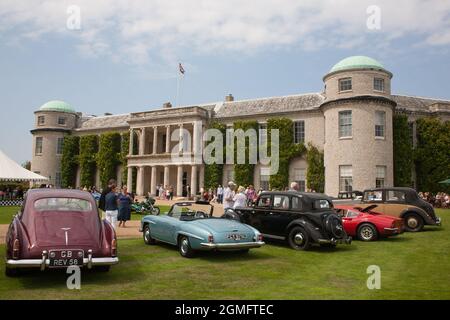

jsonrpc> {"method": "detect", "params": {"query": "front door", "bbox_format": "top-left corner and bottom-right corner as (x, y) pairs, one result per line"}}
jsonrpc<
(266, 194), (293, 236)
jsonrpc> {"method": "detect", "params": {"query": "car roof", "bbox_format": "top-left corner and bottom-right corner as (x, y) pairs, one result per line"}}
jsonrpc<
(261, 191), (332, 200)
(26, 188), (95, 201)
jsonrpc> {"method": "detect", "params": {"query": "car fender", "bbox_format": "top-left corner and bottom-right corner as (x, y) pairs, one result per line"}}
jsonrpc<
(286, 219), (322, 241)
(6, 217), (29, 260)
(399, 206), (434, 225)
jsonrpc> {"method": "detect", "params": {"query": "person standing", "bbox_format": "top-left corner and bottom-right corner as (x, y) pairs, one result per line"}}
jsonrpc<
(223, 181), (236, 210)
(217, 185), (224, 204)
(99, 179), (117, 211)
(105, 185), (119, 229)
(289, 181), (300, 192)
(118, 186), (132, 228)
(233, 186), (247, 209)
(246, 185), (257, 205)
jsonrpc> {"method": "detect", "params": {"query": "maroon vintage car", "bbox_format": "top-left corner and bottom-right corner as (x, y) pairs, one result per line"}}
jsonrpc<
(5, 189), (118, 276)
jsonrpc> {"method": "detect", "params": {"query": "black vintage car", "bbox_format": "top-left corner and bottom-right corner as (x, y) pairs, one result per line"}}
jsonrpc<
(223, 191), (352, 250)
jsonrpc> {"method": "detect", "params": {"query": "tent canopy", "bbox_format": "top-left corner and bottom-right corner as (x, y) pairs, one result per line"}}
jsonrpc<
(0, 149), (48, 182)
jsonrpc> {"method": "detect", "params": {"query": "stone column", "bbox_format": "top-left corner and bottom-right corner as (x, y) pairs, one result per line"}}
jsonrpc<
(178, 124), (184, 154)
(193, 120), (202, 164)
(177, 165), (183, 197)
(165, 125), (171, 153)
(139, 128), (146, 155)
(136, 166), (145, 196)
(199, 165), (205, 191)
(127, 167), (133, 192)
(163, 165), (170, 188)
(129, 129), (134, 156)
(150, 166), (157, 195)
(152, 126), (158, 154)
(190, 165), (197, 197)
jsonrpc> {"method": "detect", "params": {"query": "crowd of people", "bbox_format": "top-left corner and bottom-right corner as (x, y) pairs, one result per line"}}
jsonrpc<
(419, 192), (450, 208)
(0, 187), (24, 200)
(98, 179), (134, 229)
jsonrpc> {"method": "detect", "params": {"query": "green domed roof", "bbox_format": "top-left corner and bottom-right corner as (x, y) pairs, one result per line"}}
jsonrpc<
(330, 56), (386, 73)
(39, 100), (75, 113)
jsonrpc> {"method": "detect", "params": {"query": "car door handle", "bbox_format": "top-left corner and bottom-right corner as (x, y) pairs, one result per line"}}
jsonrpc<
(269, 212), (274, 215)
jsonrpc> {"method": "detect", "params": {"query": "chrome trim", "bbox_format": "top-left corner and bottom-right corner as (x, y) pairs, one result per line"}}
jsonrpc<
(384, 227), (400, 232)
(261, 233), (285, 240)
(41, 251), (47, 271)
(200, 241), (265, 249)
(6, 257), (119, 269)
(178, 232), (204, 241)
(435, 217), (442, 226)
(87, 249), (93, 269)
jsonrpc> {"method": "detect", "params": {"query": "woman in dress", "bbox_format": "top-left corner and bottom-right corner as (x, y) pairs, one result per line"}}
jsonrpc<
(118, 186), (132, 228)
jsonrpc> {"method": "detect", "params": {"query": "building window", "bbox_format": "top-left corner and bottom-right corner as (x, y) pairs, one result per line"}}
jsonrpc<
(339, 111), (352, 138)
(374, 78), (385, 92)
(339, 165), (353, 192)
(293, 168), (306, 192)
(376, 166), (386, 188)
(260, 167), (270, 191)
(56, 137), (64, 155)
(293, 121), (305, 144)
(58, 117), (66, 126)
(38, 116), (45, 126)
(55, 172), (62, 188)
(35, 137), (43, 155)
(339, 78), (352, 91)
(259, 123), (267, 146)
(375, 111), (385, 138)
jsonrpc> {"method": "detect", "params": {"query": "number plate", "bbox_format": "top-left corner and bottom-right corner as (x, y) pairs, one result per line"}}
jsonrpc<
(48, 249), (84, 268)
(227, 234), (247, 241)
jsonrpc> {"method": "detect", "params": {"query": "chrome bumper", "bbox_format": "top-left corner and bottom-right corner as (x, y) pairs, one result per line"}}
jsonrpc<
(6, 255), (119, 270)
(384, 227), (401, 233)
(200, 241), (265, 250)
(318, 236), (352, 245)
(435, 217), (442, 226)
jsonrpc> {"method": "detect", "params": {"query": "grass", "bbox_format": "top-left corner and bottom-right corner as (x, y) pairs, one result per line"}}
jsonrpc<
(0, 208), (449, 300)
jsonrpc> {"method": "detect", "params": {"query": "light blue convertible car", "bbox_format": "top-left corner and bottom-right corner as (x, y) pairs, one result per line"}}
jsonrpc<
(140, 201), (265, 258)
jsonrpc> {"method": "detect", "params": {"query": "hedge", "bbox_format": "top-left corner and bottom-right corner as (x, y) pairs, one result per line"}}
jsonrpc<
(414, 117), (450, 193)
(79, 135), (98, 188)
(204, 121), (226, 189)
(393, 114), (413, 187)
(97, 132), (121, 189)
(61, 135), (79, 188)
(306, 143), (324, 193)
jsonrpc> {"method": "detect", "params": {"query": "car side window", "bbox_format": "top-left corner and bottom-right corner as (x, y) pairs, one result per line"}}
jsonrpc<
(257, 195), (272, 208)
(291, 197), (302, 210)
(346, 210), (359, 218)
(364, 191), (383, 202)
(387, 191), (406, 202)
(273, 195), (290, 210)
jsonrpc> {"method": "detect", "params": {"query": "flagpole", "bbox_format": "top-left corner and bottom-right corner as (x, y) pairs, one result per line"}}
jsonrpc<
(176, 73), (180, 108)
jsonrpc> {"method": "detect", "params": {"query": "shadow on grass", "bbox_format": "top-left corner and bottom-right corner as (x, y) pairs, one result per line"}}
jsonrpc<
(262, 238), (358, 253)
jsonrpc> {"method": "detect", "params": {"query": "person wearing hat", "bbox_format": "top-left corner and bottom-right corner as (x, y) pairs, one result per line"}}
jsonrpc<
(223, 181), (237, 210)
(233, 186), (248, 209)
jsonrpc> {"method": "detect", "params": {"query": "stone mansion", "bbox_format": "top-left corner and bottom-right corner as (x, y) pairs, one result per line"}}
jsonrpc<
(30, 56), (450, 197)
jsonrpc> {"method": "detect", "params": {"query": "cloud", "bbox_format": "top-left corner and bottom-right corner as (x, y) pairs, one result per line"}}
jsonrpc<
(1, 0), (450, 68)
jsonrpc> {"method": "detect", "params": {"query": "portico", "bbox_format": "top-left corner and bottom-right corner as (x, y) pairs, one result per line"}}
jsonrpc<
(126, 106), (207, 197)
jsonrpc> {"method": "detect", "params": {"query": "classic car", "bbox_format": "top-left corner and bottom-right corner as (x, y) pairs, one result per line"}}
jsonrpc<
(334, 205), (404, 241)
(359, 187), (441, 232)
(5, 189), (119, 277)
(223, 191), (352, 250)
(140, 201), (265, 258)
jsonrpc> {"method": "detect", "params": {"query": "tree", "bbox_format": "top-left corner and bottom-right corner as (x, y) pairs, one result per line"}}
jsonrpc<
(61, 135), (80, 188)
(79, 135), (98, 188)
(393, 114), (413, 187)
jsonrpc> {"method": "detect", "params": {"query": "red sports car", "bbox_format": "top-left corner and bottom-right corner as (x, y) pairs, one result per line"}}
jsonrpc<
(5, 189), (118, 276)
(334, 205), (404, 241)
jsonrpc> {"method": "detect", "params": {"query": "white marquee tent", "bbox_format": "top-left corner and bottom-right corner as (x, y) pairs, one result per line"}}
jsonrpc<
(0, 149), (48, 182)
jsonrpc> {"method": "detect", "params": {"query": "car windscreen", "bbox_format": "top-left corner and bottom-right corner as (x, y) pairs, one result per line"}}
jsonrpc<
(34, 198), (93, 212)
(170, 204), (212, 219)
(314, 199), (332, 209)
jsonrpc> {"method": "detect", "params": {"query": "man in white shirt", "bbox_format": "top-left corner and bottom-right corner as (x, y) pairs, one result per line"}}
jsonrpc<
(217, 185), (224, 204)
(223, 181), (236, 210)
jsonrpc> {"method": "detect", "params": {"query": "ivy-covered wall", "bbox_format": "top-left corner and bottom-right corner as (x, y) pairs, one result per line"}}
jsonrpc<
(79, 135), (98, 188)
(414, 117), (450, 193)
(120, 133), (130, 184)
(233, 120), (259, 187)
(393, 114), (413, 187)
(97, 132), (121, 189)
(306, 143), (324, 193)
(61, 135), (79, 188)
(267, 118), (305, 190)
(204, 121), (226, 189)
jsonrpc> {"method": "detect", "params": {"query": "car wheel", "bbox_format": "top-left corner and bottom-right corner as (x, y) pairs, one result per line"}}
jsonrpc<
(5, 267), (19, 277)
(95, 266), (110, 272)
(357, 223), (378, 241)
(404, 213), (424, 232)
(288, 226), (311, 250)
(143, 225), (157, 245)
(179, 236), (195, 258)
(152, 207), (161, 215)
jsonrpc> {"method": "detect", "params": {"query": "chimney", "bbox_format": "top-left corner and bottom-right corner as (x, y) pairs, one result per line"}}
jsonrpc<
(163, 102), (172, 109)
(225, 94), (234, 102)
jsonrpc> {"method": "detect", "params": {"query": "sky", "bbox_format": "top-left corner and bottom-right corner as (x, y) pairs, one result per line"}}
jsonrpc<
(1, 0), (450, 164)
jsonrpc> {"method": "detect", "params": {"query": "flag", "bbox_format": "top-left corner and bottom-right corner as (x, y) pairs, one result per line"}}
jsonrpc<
(179, 63), (185, 75)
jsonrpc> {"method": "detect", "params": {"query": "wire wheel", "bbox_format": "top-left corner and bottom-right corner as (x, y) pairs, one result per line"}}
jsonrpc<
(357, 223), (378, 241)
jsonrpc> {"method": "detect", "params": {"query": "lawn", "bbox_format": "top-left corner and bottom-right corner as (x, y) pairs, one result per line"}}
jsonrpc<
(0, 209), (449, 300)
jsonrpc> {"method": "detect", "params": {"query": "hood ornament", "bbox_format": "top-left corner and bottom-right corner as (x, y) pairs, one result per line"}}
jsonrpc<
(61, 228), (71, 246)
